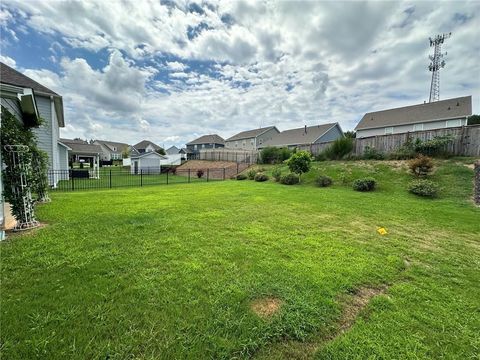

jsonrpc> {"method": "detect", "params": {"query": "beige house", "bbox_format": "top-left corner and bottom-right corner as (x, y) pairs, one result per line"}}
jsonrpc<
(355, 96), (472, 138)
(225, 126), (279, 150)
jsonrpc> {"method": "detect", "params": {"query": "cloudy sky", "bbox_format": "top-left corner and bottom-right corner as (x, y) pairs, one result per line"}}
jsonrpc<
(1, 0), (479, 148)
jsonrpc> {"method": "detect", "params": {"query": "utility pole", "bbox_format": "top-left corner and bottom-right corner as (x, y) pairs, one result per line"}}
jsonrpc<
(428, 32), (451, 102)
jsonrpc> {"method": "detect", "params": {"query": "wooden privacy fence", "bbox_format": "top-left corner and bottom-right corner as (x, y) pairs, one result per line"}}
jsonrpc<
(306, 125), (480, 157)
(195, 149), (259, 164)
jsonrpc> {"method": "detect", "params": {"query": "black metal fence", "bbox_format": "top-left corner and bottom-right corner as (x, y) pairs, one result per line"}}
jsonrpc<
(48, 167), (229, 192)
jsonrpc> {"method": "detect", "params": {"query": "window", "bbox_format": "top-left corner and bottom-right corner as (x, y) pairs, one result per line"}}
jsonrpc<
(385, 127), (394, 135)
(413, 123), (424, 131)
(194, 144), (197, 150)
(446, 119), (462, 128)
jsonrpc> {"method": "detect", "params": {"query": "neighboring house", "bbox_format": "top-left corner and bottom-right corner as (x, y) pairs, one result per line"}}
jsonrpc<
(94, 140), (130, 161)
(59, 138), (102, 178)
(355, 96), (472, 138)
(166, 145), (187, 161)
(130, 151), (166, 174)
(225, 126), (280, 150)
(259, 123), (344, 149)
(186, 134), (225, 155)
(0, 62), (67, 185)
(133, 140), (162, 154)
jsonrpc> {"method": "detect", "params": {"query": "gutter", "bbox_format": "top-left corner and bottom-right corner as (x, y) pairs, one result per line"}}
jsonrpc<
(355, 115), (470, 131)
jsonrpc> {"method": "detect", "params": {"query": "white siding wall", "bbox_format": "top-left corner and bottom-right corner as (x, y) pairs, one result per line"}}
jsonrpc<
(356, 118), (468, 138)
(58, 144), (69, 171)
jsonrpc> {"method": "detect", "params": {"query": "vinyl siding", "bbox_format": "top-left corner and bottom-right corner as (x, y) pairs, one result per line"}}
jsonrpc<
(316, 125), (343, 143)
(356, 118), (468, 138)
(58, 144), (69, 171)
(0, 97), (23, 120)
(256, 128), (280, 148)
(32, 96), (53, 168)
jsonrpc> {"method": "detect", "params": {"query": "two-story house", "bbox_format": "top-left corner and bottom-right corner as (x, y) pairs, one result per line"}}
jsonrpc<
(133, 140), (162, 154)
(185, 134), (225, 158)
(225, 126), (279, 150)
(94, 140), (130, 161)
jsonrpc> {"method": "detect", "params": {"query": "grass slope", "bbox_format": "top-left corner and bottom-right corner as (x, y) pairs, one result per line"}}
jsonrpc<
(1, 160), (479, 359)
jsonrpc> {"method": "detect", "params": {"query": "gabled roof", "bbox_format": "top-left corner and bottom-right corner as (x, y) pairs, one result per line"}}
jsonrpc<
(95, 140), (130, 153)
(226, 126), (278, 141)
(186, 134), (225, 145)
(133, 140), (161, 151)
(166, 145), (181, 155)
(59, 138), (102, 155)
(261, 123), (339, 147)
(0, 62), (59, 96)
(355, 96), (472, 130)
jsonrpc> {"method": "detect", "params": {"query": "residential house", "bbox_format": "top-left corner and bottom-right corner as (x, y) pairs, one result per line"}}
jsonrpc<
(259, 123), (344, 149)
(225, 126), (280, 150)
(0, 62), (67, 184)
(133, 140), (162, 154)
(355, 96), (472, 138)
(130, 151), (166, 174)
(186, 134), (225, 159)
(94, 140), (130, 161)
(59, 138), (102, 178)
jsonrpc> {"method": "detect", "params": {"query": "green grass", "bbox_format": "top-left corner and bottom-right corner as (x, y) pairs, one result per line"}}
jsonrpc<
(1, 160), (479, 359)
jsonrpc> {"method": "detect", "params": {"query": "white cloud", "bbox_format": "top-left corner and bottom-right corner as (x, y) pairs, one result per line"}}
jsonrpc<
(0, 54), (16, 67)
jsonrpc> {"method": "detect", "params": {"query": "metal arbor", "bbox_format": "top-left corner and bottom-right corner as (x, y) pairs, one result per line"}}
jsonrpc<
(428, 32), (451, 103)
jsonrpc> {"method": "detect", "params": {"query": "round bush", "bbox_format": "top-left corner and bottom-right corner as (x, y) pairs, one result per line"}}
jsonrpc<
(254, 173), (269, 182)
(280, 173), (300, 185)
(236, 174), (247, 180)
(247, 169), (257, 180)
(272, 168), (282, 182)
(408, 179), (439, 198)
(315, 175), (333, 187)
(352, 177), (376, 192)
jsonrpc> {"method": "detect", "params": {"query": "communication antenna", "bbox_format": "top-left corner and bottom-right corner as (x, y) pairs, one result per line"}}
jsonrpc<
(428, 32), (451, 102)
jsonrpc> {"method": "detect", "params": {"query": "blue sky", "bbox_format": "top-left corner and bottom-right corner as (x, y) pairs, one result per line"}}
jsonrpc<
(1, 0), (479, 148)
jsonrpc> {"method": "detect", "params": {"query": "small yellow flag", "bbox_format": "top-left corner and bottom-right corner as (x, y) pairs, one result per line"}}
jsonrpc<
(377, 227), (388, 235)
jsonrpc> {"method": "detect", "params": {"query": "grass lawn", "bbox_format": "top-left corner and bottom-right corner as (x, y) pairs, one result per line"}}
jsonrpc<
(1, 159), (479, 359)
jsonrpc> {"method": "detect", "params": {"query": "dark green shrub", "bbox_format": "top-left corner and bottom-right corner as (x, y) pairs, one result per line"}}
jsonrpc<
(236, 174), (247, 180)
(352, 177), (376, 192)
(280, 173), (300, 185)
(285, 151), (312, 178)
(408, 155), (434, 177)
(363, 146), (385, 160)
(315, 175), (333, 187)
(408, 179), (439, 198)
(196, 169), (204, 178)
(247, 169), (257, 180)
(260, 146), (292, 164)
(468, 114), (480, 125)
(254, 173), (269, 182)
(322, 137), (354, 160)
(272, 167), (282, 182)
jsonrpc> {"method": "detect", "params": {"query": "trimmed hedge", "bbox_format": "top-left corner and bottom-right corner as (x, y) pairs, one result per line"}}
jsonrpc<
(408, 179), (439, 198)
(353, 178), (376, 192)
(280, 173), (300, 185)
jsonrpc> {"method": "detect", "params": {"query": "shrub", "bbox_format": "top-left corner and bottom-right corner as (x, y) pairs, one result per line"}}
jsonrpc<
(272, 167), (282, 182)
(254, 173), (269, 182)
(260, 147), (292, 164)
(414, 135), (454, 157)
(352, 177), (376, 192)
(236, 174), (247, 180)
(247, 169), (257, 180)
(196, 169), (204, 178)
(315, 175), (333, 187)
(285, 151), (312, 178)
(408, 179), (439, 198)
(408, 155), (434, 177)
(322, 137), (354, 160)
(280, 173), (300, 185)
(363, 146), (385, 160)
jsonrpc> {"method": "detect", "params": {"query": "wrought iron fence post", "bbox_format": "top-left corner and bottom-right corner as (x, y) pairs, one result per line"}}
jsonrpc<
(166, 169), (169, 185)
(188, 169), (191, 183)
(141, 169), (143, 187)
(109, 169), (112, 188)
(71, 170), (75, 191)
(223, 167), (226, 180)
(207, 168), (209, 182)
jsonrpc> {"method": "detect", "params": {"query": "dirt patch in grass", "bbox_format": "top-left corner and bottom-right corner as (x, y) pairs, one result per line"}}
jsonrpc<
(251, 297), (283, 319)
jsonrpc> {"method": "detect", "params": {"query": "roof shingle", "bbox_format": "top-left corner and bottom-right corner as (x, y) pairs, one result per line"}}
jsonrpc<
(225, 126), (278, 141)
(1, 62), (59, 96)
(261, 123), (338, 147)
(186, 134), (224, 145)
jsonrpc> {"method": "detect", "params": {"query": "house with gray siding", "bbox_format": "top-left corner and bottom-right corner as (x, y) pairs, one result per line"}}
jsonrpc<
(0, 62), (67, 184)
(225, 126), (279, 150)
(186, 134), (224, 158)
(259, 123), (344, 149)
(133, 140), (162, 154)
(94, 140), (130, 161)
(355, 96), (472, 138)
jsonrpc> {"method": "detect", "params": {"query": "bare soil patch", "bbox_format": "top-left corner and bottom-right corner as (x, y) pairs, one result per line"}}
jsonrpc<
(251, 297), (283, 319)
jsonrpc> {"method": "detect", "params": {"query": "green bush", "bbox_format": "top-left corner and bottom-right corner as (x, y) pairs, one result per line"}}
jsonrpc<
(254, 173), (269, 182)
(315, 175), (333, 187)
(322, 137), (354, 160)
(414, 135), (454, 157)
(260, 147), (292, 164)
(352, 177), (376, 192)
(272, 167), (282, 182)
(236, 174), (247, 180)
(247, 169), (257, 180)
(408, 179), (439, 198)
(363, 146), (385, 160)
(280, 173), (300, 185)
(285, 151), (312, 178)
(408, 155), (434, 177)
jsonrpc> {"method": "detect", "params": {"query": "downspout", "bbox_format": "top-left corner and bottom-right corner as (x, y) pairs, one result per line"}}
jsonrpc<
(51, 96), (57, 187)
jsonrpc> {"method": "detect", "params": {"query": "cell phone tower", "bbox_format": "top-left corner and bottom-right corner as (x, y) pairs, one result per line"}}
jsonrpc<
(428, 32), (451, 102)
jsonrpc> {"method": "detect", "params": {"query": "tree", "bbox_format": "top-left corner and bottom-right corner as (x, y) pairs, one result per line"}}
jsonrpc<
(156, 148), (166, 155)
(285, 151), (312, 180)
(344, 131), (356, 138)
(467, 114), (480, 125)
(122, 147), (130, 159)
